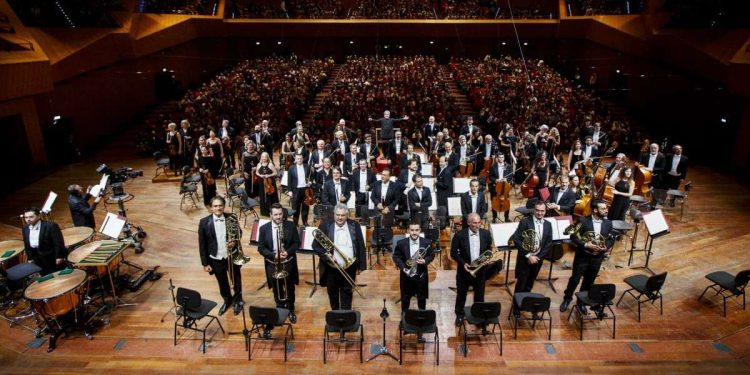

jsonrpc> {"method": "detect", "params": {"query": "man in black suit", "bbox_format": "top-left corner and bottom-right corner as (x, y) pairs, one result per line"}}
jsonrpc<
(442, 141), (460, 169)
(546, 175), (577, 216)
(219, 119), (235, 141)
(479, 134), (498, 163)
(313, 204), (368, 310)
(22, 207), (66, 276)
(359, 133), (379, 167)
(451, 212), (495, 326)
(560, 200), (615, 313)
(393, 222), (434, 313)
(423, 116), (440, 147)
(456, 135), (476, 174)
(371, 169), (401, 225)
(665, 144), (688, 190)
(639, 143), (666, 188)
(489, 154), (512, 222)
(460, 179), (487, 224)
(435, 156), (454, 207)
(285, 154), (311, 227)
(331, 130), (349, 159)
(67, 184), (101, 228)
(250, 123), (266, 152)
(407, 175), (432, 225)
(398, 159), (420, 188)
(583, 136), (599, 159)
(587, 122), (606, 150)
(399, 143), (422, 172)
(511, 200), (553, 294)
(459, 116), (480, 144)
(198, 196), (244, 316)
(309, 140), (329, 172)
(257, 204), (301, 326)
(351, 159), (376, 213)
(387, 131), (406, 165)
(343, 143), (364, 178)
(321, 167), (351, 207)
(369, 110), (409, 144)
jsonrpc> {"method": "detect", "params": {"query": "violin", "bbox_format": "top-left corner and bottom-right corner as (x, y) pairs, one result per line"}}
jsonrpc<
(304, 185), (316, 206)
(264, 176), (275, 195)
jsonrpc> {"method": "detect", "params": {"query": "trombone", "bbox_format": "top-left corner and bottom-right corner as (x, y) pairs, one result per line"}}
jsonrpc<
(312, 228), (365, 298)
(265, 223), (293, 302)
(226, 213), (250, 287)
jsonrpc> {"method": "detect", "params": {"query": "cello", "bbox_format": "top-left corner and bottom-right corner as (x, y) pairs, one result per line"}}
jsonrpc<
(492, 180), (511, 214)
(633, 163), (652, 198)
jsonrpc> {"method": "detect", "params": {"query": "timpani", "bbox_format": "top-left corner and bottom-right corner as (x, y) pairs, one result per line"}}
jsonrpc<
(0, 240), (26, 274)
(61, 227), (95, 249)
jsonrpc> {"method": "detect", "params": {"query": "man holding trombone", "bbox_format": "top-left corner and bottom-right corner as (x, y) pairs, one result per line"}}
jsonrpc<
(257, 203), (300, 325)
(392, 221), (434, 313)
(312, 203), (367, 310)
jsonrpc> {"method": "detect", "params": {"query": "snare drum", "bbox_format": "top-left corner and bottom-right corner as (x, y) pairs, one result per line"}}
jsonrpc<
(61, 227), (95, 249)
(0, 240), (26, 274)
(24, 269), (88, 318)
(67, 240), (123, 278)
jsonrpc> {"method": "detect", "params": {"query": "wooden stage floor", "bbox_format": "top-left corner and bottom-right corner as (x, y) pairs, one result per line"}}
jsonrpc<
(1, 147), (749, 373)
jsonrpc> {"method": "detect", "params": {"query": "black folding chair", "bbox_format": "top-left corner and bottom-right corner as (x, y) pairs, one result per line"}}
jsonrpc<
(247, 306), (294, 361)
(568, 284), (616, 340)
(323, 310), (364, 364)
(617, 272), (668, 322)
(698, 269), (750, 317)
(399, 309), (438, 365)
(173, 287), (224, 353)
(460, 302), (502, 357)
(508, 292), (552, 340)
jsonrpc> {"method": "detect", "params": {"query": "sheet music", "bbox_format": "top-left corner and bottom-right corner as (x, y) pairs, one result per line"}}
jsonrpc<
(420, 163), (433, 176)
(280, 171), (289, 186)
(643, 209), (669, 235)
(429, 192), (437, 210)
(89, 185), (102, 198)
(41, 191), (57, 214)
(422, 177), (434, 191)
(491, 222), (520, 248)
(250, 219), (271, 242)
(453, 178), (471, 193)
(447, 197), (462, 216)
(544, 216), (572, 241)
(100, 212), (126, 239)
(347, 192), (356, 209)
(367, 192), (374, 210)
(300, 226), (317, 250)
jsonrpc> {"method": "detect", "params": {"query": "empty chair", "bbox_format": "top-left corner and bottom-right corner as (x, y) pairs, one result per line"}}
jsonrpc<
(698, 269), (750, 317)
(247, 306), (294, 361)
(617, 272), (668, 322)
(238, 194), (260, 227)
(508, 292), (551, 340)
(173, 287), (224, 353)
(460, 302), (502, 357)
(323, 310), (364, 364)
(568, 284), (616, 340)
(399, 309), (438, 365)
(179, 169), (199, 210)
(154, 151), (170, 178)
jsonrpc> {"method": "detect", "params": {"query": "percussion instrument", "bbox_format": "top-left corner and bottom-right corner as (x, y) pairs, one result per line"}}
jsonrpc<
(0, 240), (25, 274)
(24, 268), (88, 319)
(61, 227), (95, 249)
(68, 240), (128, 278)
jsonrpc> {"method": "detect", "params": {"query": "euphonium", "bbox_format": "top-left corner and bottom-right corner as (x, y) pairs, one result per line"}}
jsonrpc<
(467, 249), (504, 277)
(312, 228), (365, 298)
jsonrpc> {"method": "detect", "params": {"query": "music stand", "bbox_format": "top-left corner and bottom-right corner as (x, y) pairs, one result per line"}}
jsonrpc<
(298, 226), (321, 297)
(490, 222), (519, 296)
(534, 216), (572, 293)
(630, 209), (669, 275)
(369, 210), (393, 270)
(366, 299), (398, 363)
(250, 219), (271, 290)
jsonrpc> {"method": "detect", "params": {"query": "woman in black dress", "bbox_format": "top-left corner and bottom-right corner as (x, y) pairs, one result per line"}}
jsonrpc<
(242, 140), (261, 198)
(608, 166), (635, 221)
(206, 130), (224, 177)
(197, 145), (216, 206)
(255, 152), (279, 216)
(567, 139), (584, 172)
(166, 122), (182, 175)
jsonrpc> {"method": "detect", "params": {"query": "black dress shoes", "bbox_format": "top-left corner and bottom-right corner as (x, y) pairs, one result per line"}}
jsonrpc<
(560, 298), (572, 312)
(289, 312), (297, 324)
(218, 302), (229, 316)
(233, 300), (244, 316)
(417, 334), (426, 343)
(455, 316), (464, 327)
(262, 329), (272, 339)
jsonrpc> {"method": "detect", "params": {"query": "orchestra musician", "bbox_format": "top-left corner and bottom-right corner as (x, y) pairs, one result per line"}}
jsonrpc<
(489, 153), (513, 223)
(359, 133), (379, 167)
(279, 133), (296, 170)
(546, 175), (577, 216)
(457, 135), (476, 174)
(388, 130), (406, 165)
(511, 200), (553, 294)
(178, 119), (193, 170)
(392, 222), (434, 314)
(257, 203), (300, 326)
(442, 142), (460, 169)
(435, 156), (454, 207)
(460, 179), (488, 224)
(605, 153), (628, 186)
(256, 152), (279, 217)
(370, 169), (400, 224)
(352, 159), (376, 211)
(583, 136), (598, 159)
(480, 134), (498, 162)
(198, 196), (244, 316)
(197, 145), (217, 206)
(665, 144), (688, 203)
(423, 116), (440, 146)
(310, 140), (329, 172)
(399, 143), (422, 172)
(292, 139), (310, 165)
(22, 207), (67, 276)
(285, 154), (311, 227)
(315, 158), (334, 186)
(398, 159), (420, 189)
(407, 174), (432, 226)
(451, 212), (494, 326)
(321, 167), (351, 206)
(459, 116), (480, 144)
(332, 130), (349, 160)
(166, 122), (183, 175)
(639, 143), (666, 188)
(344, 142), (364, 178)
(608, 167), (635, 221)
(312, 204), (367, 310)
(560, 200), (615, 313)
(241, 140), (260, 198)
(292, 126), (311, 149)
(67, 184), (101, 228)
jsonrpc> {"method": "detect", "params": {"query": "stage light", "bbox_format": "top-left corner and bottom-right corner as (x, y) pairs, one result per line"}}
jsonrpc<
(162, 68), (167, 72)
(53, 115), (61, 121)
(349, 40), (354, 44)
(501, 42), (506, 46)
(429, 41), (434, 45)
(277, 41), (282, 45)
(720, 118), (727, 123)
(523, 42), (528, 46)
(616, 69), (621, 74)
(256, 41), (261, 45)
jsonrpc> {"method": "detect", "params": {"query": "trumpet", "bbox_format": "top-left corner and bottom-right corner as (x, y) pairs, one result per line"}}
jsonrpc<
(467, 249), (504, 277)
(312, 228), (365, 298)
(265, 224), (293, 302)
(405, 246), (429, 279)
(225, 213), (250, 286)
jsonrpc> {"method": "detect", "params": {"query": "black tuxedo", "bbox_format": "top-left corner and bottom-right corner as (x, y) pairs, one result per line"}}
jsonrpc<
(489, 162), (513, 220)
(443, 152), (460, 169)
(407, 186), (432, 224)
(312, 220), (367, 310)
(251, 131), (266, 149)
(23, 221), (66, 276)
(548, 186), (577, 215)
(370, 181), (400, 211)
(423, 123), (440, 139)
(450, 227), (495, 316)
(511, 216), (553, 293)
(456, 144), (476, 166)
(399, 153), (422, 171)
(435, 165), (455, 207)
(460, 191), (488, 221)
(478, 143), (498, 161)
(257, 220), (300, 311)
(331, 140), (349, 157)
(563, 216), (615, 300)
(219, 126), (235, 140)
(392, 236), (434, 312)
(309, 149), (329, 169)
(198, 213), (242, 304)
(343, 151), (365, 177)
(359, 143), (379, 162)
(639, 152), (666, 187)
(351, 169), (376, 206)
(665, 154), (688, 189)
(68, 193), (98, 228)
(388, 138), (407, 161)
(286, 163), (311, 226)
(321, 179), (351, 206)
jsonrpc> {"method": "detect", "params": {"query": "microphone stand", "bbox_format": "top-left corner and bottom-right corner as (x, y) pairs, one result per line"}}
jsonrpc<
(366, 299), (399, 362)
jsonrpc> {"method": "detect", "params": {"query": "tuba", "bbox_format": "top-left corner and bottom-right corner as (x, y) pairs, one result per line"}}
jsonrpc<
(312, 228), (365, 298)
(265, 223), (292, 302)
(467, 249), (504, 277)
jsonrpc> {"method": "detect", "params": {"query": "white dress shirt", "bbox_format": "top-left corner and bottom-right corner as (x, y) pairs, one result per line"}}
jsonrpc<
(210, 215), (228, 260)
(296, 165), (307, 188)
(648, 153), (657, 170)
(333, 224), (354, 267)
(409, 239), (420, 257)
(28, 221), (41, 248)
(359, 171), (368, 193)
(394, 140), (401, 154)
(272, 223), (280, 252)
(592, 218), (602, 236)
(485, 145), (492, 159)
(334, 181), (342, 201)
(669, 155), (681, 175)
(469, 230), (480, 261)
(470, 194), (478, 213)
(380, 182), (389, 201)
(584, 145), (593, 159)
